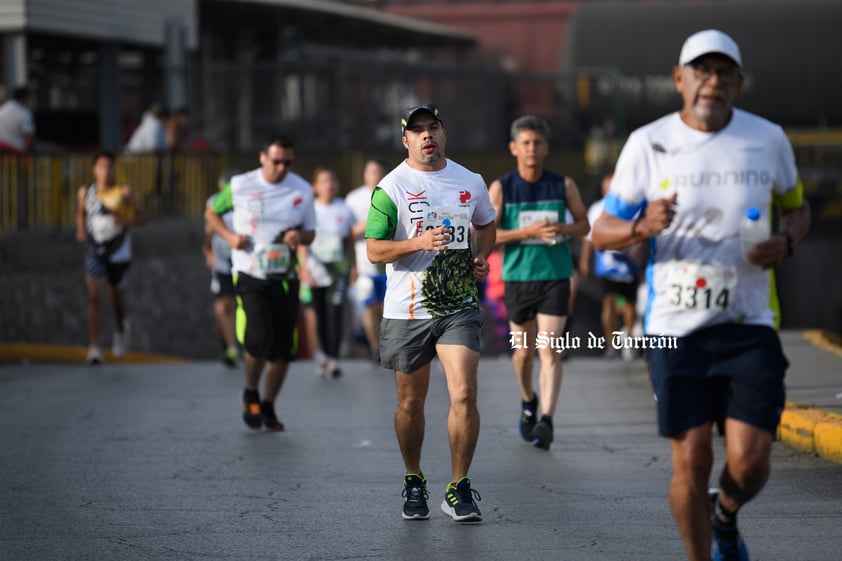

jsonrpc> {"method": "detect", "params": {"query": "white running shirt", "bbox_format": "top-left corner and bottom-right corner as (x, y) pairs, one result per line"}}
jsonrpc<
(604, 109), (803, 336)
(305, 197), (355, 286)
(366, 159), (496, 320)
(213, 168), (316, 280)
(345, 185), (381, 277)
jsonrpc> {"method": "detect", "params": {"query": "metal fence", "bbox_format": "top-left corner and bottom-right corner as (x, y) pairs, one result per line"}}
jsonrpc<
(1, 138), (841, 235)
(0, 150), (418, 232)
(0, 153), (231, 232)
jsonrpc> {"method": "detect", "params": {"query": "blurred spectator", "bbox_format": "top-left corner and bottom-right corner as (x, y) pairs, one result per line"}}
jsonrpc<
(166, 107), (189, 151)
(0, 86), (35, 153)
(124, 104), (167, 154)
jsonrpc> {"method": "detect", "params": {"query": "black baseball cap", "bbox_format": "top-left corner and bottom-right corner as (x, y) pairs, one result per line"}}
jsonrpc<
(401, 104), (443, 134)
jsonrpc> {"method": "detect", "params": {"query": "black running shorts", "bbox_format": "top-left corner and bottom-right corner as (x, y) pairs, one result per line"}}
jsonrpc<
(503, 279), (571, 325)
(235, 273), (300, 361)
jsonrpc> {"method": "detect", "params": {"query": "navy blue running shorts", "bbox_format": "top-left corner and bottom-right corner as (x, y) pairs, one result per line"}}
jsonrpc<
(504, 279), (571, 325)
(234, 273), (300, 362)
(646, 323), (788, 437)
(84, 247), (130, 289)
(379, 308), (483, 373)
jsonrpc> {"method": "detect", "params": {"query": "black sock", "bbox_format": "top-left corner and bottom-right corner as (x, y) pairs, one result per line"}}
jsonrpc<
(713, 496), (737, 528)
(523, 393), (538, 410)
(540, 414), (553, 427)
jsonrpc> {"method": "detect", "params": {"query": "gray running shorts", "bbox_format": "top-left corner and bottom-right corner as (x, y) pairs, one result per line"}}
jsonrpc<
(379, 308), (483, 373)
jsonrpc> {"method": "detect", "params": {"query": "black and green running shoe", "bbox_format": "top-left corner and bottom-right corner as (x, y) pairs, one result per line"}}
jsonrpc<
(440, 477), (482, 522)
(401, 473), (430, 520)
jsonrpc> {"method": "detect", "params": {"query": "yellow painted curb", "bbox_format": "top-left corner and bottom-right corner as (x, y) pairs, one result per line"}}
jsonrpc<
(776, 330), (842, 464)
(0, 344), (186, 364)
(779, 402), (842, 465)
(802, 329), (842, 359)
(814, 416), (842, 465)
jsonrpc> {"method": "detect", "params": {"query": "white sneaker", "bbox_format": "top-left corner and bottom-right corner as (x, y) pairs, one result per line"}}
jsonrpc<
(314, 350), (328, 378)
(112, 321), (130, 357)
(86, 346), (103, 365)
(326, 357), (342, 379)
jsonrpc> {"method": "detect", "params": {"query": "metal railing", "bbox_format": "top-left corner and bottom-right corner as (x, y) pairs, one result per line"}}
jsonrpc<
(2, 140), (841, 235)
(0, 152), (234, 232)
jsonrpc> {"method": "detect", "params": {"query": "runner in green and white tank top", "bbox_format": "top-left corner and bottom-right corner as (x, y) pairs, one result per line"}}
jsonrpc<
(488, 115), (590, 452)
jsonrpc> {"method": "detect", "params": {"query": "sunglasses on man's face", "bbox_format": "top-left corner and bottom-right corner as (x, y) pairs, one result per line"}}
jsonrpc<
(266, 158), (294, 167)
(684, 62), (742, 86)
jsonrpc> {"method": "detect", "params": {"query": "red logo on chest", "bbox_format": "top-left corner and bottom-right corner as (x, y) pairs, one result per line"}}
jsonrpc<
(459, 190), (471, 204)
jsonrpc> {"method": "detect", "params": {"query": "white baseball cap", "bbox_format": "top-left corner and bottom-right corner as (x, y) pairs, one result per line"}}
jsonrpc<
(678, 29), (742, 68)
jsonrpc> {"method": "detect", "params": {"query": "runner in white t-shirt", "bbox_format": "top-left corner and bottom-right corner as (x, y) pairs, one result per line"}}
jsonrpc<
(205, 136), (316, 433)
(366, 104), (496, 523)
(591, 30), (811, 561)
(345, 159), (388, 364)
(298, 167), (356, 379)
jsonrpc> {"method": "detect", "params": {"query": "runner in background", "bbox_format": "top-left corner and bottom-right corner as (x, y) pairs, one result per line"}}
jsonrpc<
(203, 169), (241, 367)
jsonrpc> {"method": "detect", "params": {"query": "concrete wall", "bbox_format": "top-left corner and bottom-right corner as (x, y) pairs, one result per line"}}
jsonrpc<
(0, 217), (219, 359)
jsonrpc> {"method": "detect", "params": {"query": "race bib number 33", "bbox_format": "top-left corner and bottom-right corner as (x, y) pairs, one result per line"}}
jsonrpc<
(665, 262), (736, 311)
(423, 207), (470, 250)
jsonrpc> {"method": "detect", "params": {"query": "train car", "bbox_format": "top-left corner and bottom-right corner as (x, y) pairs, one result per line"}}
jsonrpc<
(561, 1), (842, 135)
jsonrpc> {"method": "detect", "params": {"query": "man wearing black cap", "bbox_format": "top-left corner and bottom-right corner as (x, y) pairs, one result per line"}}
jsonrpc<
(592, 30), (810, 561)
(366, 104), (497, 522)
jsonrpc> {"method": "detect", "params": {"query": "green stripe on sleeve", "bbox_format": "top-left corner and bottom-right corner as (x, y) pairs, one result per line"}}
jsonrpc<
(773, 179), (804, 211)
(365, 187), (398, 240)
(212, 183), (234, 215)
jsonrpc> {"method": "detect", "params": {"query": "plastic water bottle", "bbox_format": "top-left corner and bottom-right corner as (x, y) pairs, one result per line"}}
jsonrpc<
(739, 207), (770, 262)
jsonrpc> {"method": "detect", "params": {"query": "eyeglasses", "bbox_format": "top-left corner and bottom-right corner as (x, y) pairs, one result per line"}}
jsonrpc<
(267, 158), (294, 167)
(685, 63), (742, 85)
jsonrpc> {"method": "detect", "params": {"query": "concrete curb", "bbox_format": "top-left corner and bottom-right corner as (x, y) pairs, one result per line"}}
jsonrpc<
(779, 403), (842, 465)
(0, 343), (186, 365)
(777, 330), (842, 465)
(801, 329), (842, 359)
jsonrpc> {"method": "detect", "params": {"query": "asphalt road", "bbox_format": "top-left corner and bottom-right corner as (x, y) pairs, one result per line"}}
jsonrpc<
(2, 354), (841, 561)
